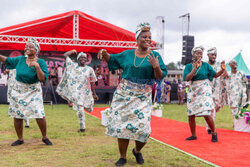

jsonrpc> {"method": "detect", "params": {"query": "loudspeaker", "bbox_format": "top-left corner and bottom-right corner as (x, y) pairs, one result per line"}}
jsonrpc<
(181, 35), (194, 65)
(181, 56), (192, 65)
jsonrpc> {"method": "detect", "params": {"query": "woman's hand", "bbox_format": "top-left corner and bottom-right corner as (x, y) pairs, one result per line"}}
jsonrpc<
(221, 60), (226, 71)
(97, 49), (107, 59)
(192, 58), (202, 69)
(71, 49), (77, 55)
(29, 60), (46, 82)
(64, 49), (77, 58)
(0, 55), (7, 64)
(214, 60), (227, 78)
(97, 49), (110, 63)
(147, 52), (159, 69)
(28, 60), (39, 68)
(148, 51), (162, 79)
(93, 93), (99, 101)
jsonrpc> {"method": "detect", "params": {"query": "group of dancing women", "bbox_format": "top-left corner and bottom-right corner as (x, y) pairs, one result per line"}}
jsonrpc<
(0, 22), (248, 166)
(184, 46), (249, 142)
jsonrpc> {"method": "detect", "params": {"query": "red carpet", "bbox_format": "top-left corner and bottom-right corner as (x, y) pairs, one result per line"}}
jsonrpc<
(89, 107), (250, 167)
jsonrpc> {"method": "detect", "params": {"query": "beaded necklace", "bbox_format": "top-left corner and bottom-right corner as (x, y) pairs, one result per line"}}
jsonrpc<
(134, 49), (149, 68)
(26, 56), (38, 67)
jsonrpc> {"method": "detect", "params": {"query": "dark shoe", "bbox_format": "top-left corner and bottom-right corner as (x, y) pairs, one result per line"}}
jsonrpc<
(212, 133), (218, 142)
(42, 138), (53, 145)
(78, 129), (85, 133)
(185, 136), (197, 140)
(207, 129), (212, 134)
(25, 125), (30, 128)
(11, 140), (24, 146)
(132, 148), (144, 164)
(115, 158), (127, 166)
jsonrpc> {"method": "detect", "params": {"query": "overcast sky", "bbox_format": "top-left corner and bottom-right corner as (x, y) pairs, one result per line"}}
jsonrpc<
(0, 0), (249, 68)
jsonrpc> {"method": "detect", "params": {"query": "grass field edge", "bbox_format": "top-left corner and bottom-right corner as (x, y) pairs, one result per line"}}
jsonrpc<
(149, 137), (220, 167)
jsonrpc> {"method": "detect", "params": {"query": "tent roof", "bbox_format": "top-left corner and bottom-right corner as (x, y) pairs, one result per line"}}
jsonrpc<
(0, 10), (156, 53)
(226, 52), (250, 76)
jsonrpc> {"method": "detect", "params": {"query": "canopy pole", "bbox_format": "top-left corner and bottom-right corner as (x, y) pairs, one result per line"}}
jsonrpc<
(73, 14), (79, 40)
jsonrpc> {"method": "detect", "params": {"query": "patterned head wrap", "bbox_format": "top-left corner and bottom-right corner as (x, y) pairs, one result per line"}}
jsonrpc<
(135, 22), (151, 39)
(77, 52), (87, 60)
(191, 45), (204, 55)
(27, 38), (40, 53)
(229, 59), (237, 65)
(207, 47), (217, 54)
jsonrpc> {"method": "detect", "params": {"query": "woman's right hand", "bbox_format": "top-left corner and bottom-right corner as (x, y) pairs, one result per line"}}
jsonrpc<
(29, 61), (39, 68)
(71, 49), (77, 55)
(192, 58), (201, 69)
(64, 49), (77, 58)
(97, 49), (107, 59)
(220, 60), (226, 71)
(0, 54), (7, 64)
(93, 93), (99, 101)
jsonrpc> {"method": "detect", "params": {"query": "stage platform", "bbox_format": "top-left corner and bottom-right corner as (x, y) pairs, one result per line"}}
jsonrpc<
(0, 86), (116, 104)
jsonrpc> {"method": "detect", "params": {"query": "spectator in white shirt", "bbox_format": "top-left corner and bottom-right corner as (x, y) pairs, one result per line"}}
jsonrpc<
(57, 64), (63, 83)
(0, 70), (8, 86)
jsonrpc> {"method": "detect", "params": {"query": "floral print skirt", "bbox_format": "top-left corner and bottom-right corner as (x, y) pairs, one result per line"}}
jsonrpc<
(8, 81), (45, 119)
(106, 79), (152, 143)
(187, 79), (214, 116)
(7, 69), (16, 102)
(56, 67), (94, 112)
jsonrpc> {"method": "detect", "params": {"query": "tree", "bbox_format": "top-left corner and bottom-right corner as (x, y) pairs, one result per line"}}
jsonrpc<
(166, 62), (177, 70)
(166, 61), (184, 70)
(176, 61), (184, 70)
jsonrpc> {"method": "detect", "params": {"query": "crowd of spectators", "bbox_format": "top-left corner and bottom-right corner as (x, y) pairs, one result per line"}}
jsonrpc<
(152, 79), (190, 104)
(2, 62), (242, 105)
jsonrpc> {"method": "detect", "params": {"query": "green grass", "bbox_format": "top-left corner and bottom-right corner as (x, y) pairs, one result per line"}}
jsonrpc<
(161, 104), (235, 130)
(0, 104), (217, 167)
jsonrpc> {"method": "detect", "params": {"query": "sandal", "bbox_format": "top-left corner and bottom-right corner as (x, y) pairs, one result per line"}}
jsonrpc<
(132, 148), (144, 164)
(42, 138), (53, 145)
(185, 136), (197, 140)
(11, 140), (24, 146)
(212, 133), (218, 142)
(115, 158), (127, 166)
(78, 129), (85, 133)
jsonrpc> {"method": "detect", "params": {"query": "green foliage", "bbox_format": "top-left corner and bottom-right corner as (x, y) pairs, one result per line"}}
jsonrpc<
(166, 62), (178, 70)
(166, 61), (184, 70)
(234, 108), (250, 120)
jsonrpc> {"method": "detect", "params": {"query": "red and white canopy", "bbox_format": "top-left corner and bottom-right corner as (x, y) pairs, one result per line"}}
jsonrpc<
(0, 10), (156, 53)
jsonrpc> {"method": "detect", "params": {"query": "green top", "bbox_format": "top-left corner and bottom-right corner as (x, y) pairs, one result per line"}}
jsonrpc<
(108, 49), (168, 85)
(183, 62), (216, 82)
(6, 56), (49, 84)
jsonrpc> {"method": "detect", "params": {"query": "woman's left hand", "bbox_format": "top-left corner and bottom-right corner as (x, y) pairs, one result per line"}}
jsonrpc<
(93, 94), (99, 101)
(29, 61), (39, 68)
(148, 52), (159, 69)
(221, 60), (226, 71)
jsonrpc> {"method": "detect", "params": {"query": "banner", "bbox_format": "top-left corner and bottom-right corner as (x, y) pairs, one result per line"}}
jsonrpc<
(0, 50), (114, 86)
